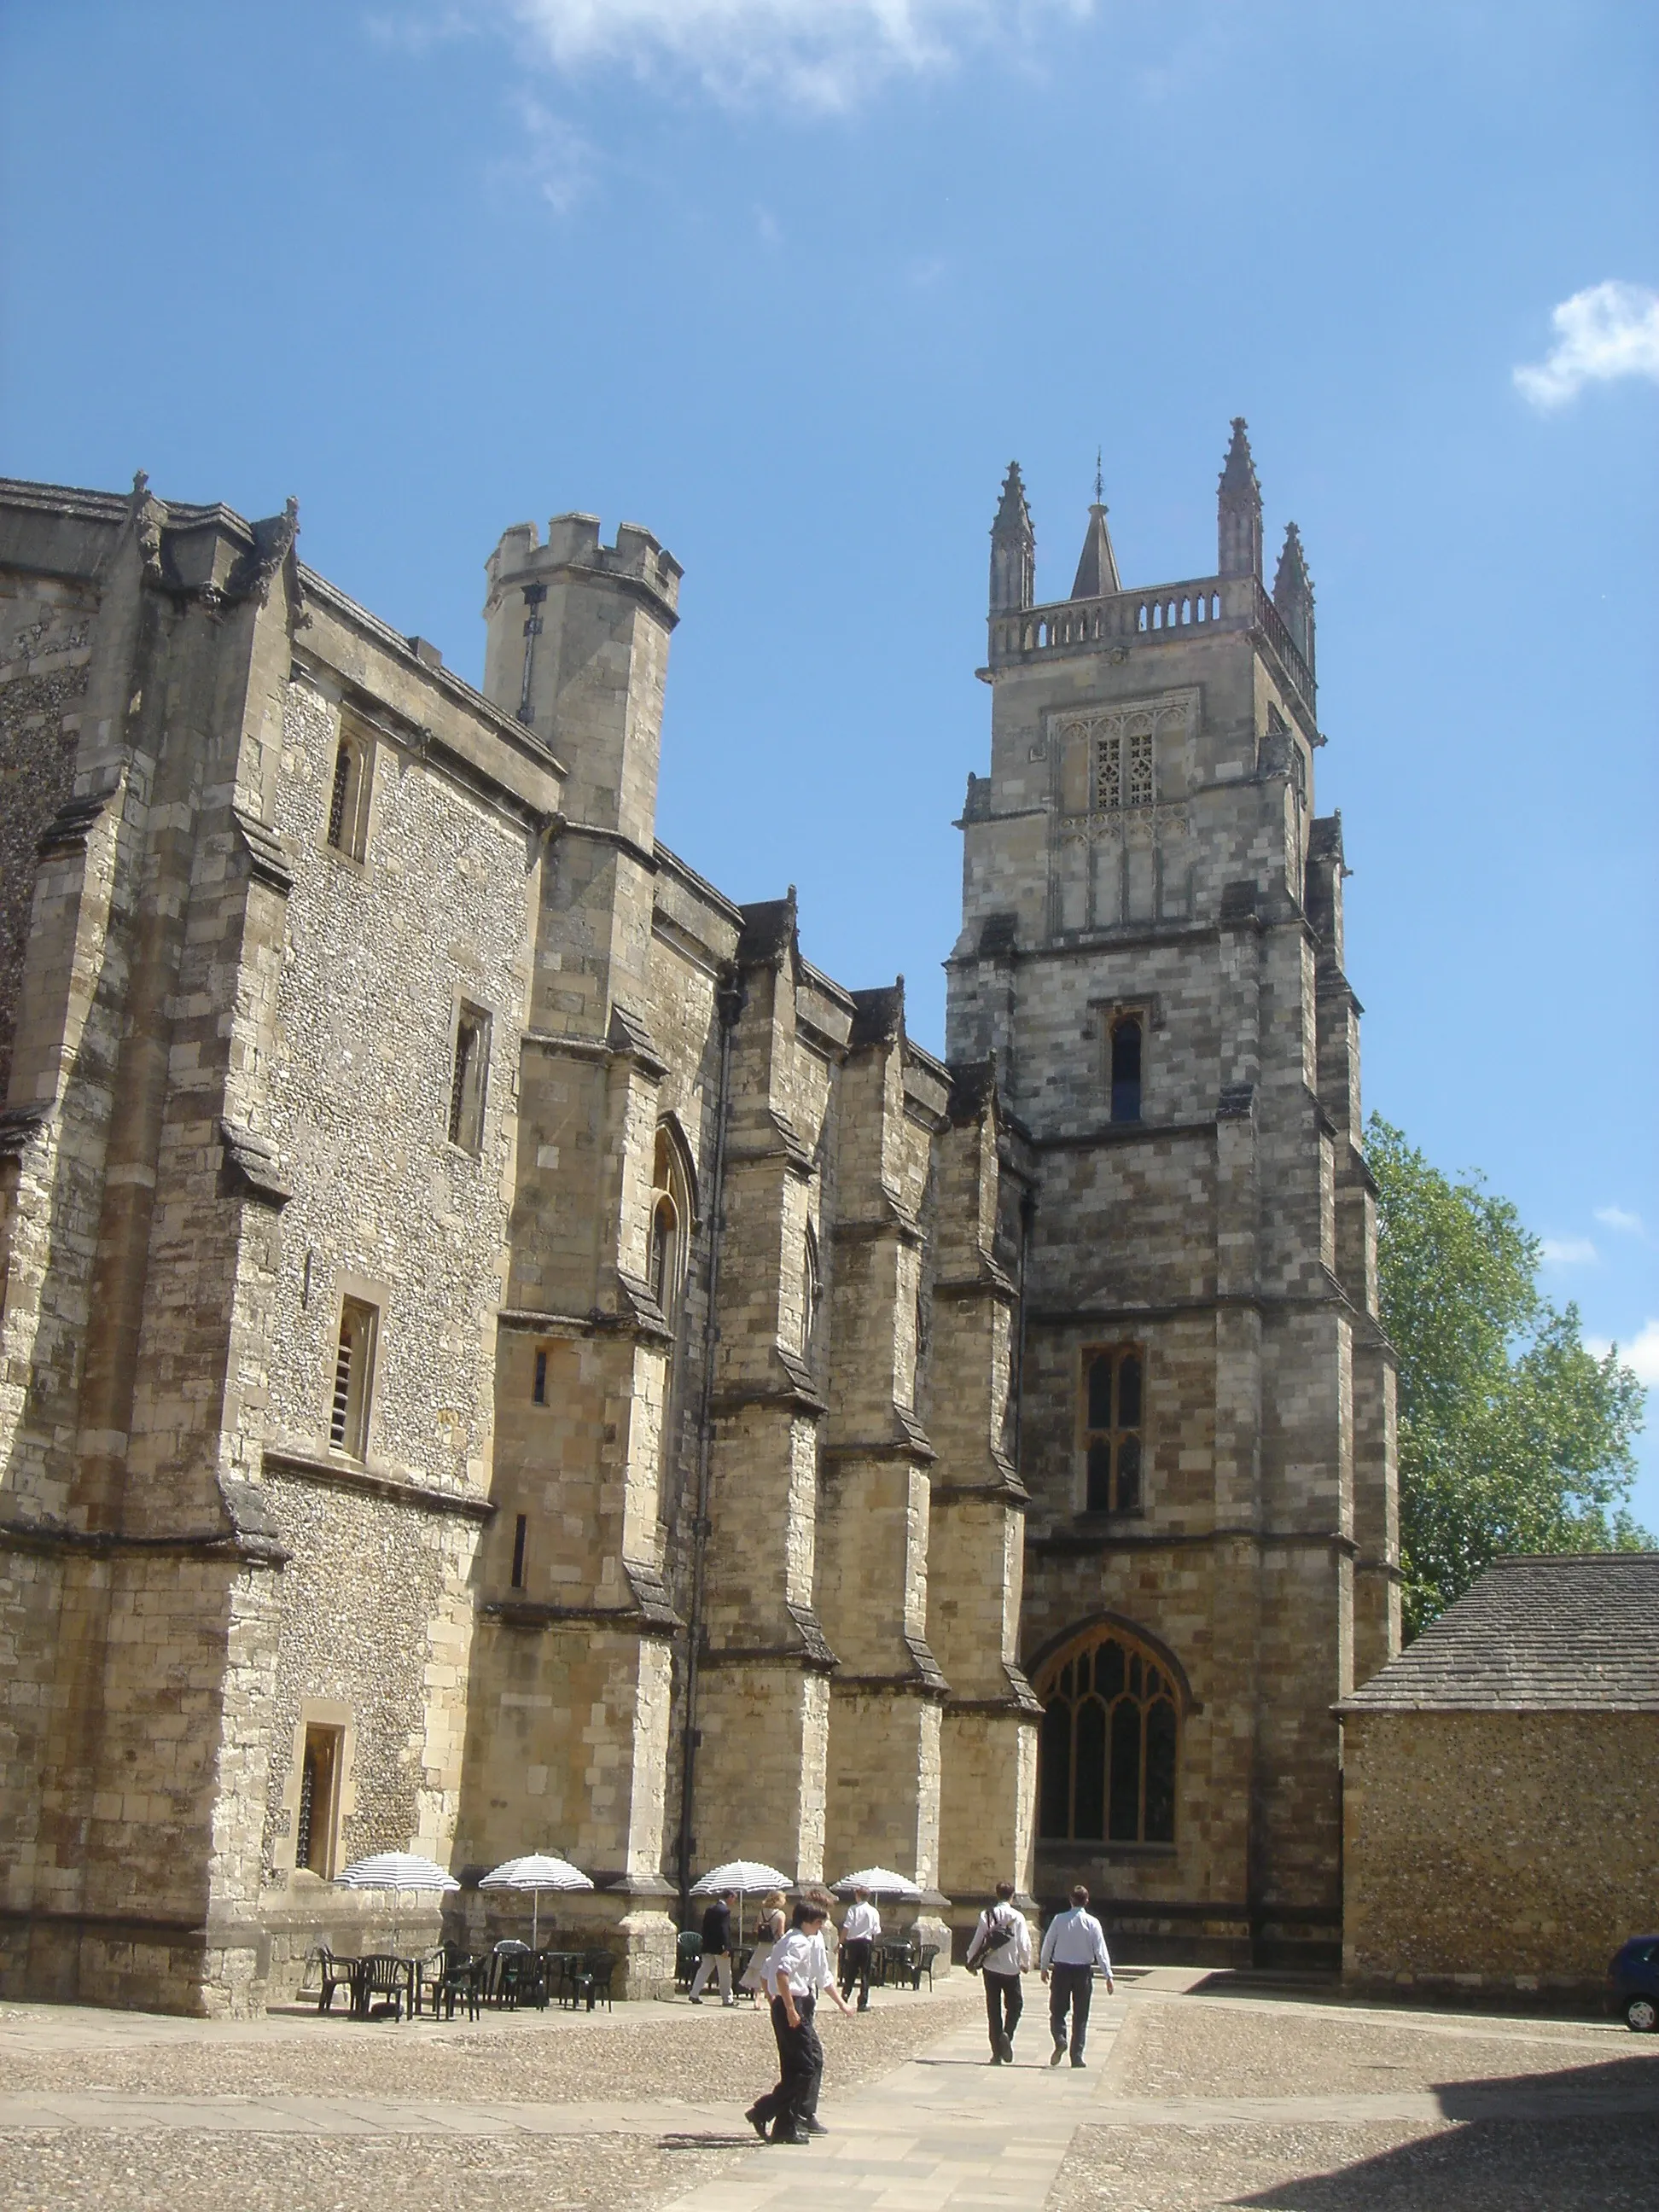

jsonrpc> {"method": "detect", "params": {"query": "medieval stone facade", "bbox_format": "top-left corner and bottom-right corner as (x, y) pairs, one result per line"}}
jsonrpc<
(0, 422), (1395, 2015)
(947, 427), (1398, 1967)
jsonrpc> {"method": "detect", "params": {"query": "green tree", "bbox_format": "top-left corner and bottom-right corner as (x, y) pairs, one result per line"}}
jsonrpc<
(1367, 1115), (1650, 1639)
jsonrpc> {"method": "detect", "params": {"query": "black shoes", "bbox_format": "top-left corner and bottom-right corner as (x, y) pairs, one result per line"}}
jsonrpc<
(769, 2128), (808, 2146)
(803, 2116), (829, 2135)
(1049, 2040), (1067, 2068)
(1071, 2056), (1086, 2068)
(743, 2104), (769, 2141)
(997, 2032), (1015, 2064)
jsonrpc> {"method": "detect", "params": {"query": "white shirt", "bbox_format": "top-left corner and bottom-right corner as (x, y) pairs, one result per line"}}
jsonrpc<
(967, 1903), (1033, 1976)
(841, 1902), (882, 1942)
(762, 1927), (833, 1997)
(1039, 1907), (1112, 1974)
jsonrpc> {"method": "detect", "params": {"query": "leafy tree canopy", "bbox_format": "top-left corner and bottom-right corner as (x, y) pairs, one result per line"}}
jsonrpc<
(1367, 1115), (1650, 1639)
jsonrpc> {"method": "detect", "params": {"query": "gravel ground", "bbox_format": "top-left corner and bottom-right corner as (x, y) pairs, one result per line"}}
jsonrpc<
(1110, 1996), (1641, 2101)
(1048, 2116), (1659, 2211)
(0, 1987), (975, 2109)
(0, 2127), (749, 2212)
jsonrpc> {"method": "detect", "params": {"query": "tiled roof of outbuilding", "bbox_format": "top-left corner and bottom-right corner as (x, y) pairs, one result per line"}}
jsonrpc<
(1339, 1553), (1659, 1713)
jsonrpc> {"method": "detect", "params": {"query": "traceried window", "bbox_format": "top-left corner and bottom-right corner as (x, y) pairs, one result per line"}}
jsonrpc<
(649, 1124), (693, 1328)
(1109, 1016), (1143, 1123)
(1082, 1344), (1144, 1513)
(448, 1004), (491, 1155)
(1037, 1625), (1178, 1845)
(1093, 730), (1155, 812)
(329, 1297), (378, 1458)
(294, 1723), (344, 1876)
(325, 732), (372, 860)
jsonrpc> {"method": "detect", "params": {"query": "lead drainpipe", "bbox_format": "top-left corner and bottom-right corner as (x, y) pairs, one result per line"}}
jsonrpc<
(675, 974), (742, 1924)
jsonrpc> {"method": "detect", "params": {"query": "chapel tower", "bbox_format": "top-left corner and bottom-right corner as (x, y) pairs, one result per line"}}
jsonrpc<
(947, 423), (1399, 1964)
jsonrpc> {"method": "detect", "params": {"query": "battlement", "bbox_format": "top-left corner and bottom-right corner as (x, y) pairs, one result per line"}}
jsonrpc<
(486, 510), (682, 619)
(986, 568), (1316, 719)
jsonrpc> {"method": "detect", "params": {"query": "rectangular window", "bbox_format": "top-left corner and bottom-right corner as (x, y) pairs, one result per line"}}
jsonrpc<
(324, 732), (372, 861)
(511, 1512), (528, 1590)
(294, 1723), (344, 1877)
(329, 1297), (378, 1458)
(448, 1004), (491, 1155)
(1109, 1015), (1143, 1123)
(1082, 1344), (1144, 1513)
(1094, 731), (1156, 812)
(533, 1348), (548, 1405)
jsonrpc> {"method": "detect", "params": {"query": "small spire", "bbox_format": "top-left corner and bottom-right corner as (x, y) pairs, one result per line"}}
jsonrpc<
(1094, 446), (1103, 504)
(992, 460), (1032, 537)
(989, 461), (1035, 615)
(1070, 493), (1121, 601)
(1272, 521), (1315, 675)
(1217, 416), (1263, 578)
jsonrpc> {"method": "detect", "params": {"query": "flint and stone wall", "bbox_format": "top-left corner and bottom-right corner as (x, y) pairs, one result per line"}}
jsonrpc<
(1342, 1708), (1659, 2001)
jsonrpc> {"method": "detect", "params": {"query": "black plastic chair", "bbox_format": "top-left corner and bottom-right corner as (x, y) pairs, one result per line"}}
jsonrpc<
(355, 1953), (413, 2020)
(434, 1950), (486, 2022)
(307, 1946), (358, 2014)
(579, 1948), (616, 2011)
(492, 1940), (533, 2010)
(675, 1930), (703, 1992)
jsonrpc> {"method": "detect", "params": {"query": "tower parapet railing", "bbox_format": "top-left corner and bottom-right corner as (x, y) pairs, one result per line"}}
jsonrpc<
(987, 572), (1314, 715)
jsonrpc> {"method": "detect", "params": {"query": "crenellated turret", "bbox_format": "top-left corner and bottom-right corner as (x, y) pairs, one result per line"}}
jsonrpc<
(989, 461), (1034, 614)
(1217, 416), (1263, 578)
(1273, 521), (1316, 680)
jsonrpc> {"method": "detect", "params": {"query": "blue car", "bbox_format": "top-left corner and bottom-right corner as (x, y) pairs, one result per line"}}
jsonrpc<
(1610, 1936), (1659, 2032)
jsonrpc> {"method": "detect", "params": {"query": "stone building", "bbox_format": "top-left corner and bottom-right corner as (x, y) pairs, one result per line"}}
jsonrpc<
(948, 426), (1398, 1965)
(1339, 1553), (1659, 2005)
(0, 421), (1396, 2015)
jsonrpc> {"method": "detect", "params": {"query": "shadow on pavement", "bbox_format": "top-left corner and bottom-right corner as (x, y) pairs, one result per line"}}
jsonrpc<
(1237, 2057), (1659, 2210)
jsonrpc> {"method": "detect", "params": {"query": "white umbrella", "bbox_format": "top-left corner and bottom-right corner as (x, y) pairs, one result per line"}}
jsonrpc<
(690, 1859), (794, 1949)
(480, 1851), (593, 1949)
(831, 1866), (923, 1901)
(335, 1852), (460, 1954)
(336, 1852), (460, 1892)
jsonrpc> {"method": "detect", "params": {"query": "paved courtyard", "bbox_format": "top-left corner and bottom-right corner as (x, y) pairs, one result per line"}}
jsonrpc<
(1, 1970), (1654, 2210)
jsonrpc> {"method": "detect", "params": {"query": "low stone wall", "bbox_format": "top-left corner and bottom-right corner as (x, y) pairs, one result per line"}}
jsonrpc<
(1342, 1707), (1659, 2001)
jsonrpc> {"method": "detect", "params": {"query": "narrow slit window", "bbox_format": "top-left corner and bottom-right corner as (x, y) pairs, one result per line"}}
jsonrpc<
(533, 1347), (548, 1405)
(329, 1297), (378, 1458)
(1110, 1016), (1143, 1123)
(511, 1512), (528, 1591)
(649, 1124), (694, 1329)
(1081, 1344), (1145, 1514)
(294, 1723), (344, 1877)
(449, 1004), (491, 1155)
(324, 734), (371, 861)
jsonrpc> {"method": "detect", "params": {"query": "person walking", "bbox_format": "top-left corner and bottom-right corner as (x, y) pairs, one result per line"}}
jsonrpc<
(838, 1885), (881, 2012)
(965, 1879), (1032, 2063)
(1039, 1884), (1114, 2068)
(744, 1900), (854, 2145)
(688, 1889), (736, 2006)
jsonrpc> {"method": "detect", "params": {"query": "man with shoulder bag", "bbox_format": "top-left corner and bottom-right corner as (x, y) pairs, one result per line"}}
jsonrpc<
(964, 1880), (1033, 2064)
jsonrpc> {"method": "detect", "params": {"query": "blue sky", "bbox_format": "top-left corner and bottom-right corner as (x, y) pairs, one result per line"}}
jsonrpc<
(3, 1), (1656, 1521)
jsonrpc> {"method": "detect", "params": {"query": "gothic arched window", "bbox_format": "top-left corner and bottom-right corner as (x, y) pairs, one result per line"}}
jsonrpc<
(649, 1124), (694, 1329)
(1035, 1623), (1178, 1845)
(1082, 1344), (1144, 1513)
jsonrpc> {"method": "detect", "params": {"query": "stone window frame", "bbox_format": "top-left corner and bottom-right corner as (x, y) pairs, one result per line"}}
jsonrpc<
(1090, 994), (1161, 1128)
(274, 1697), (358, 1882)
(649, 1117), (697, 1331)
(322, 712), (375, 867)
(324, 1272), (387, 1463)
(1033, 1621), (1179, 1850)
(447, 998), (493, 1158)
(1077, 1340), (1147, 1516)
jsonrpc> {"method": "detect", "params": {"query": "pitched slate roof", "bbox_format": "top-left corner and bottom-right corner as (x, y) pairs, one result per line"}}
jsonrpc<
(1340, 1554), (1659, 1713)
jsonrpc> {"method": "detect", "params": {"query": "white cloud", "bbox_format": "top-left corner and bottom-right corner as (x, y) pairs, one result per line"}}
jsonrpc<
(1595, 1205), (1646, 1237)
(1514, 281), (1659, 409)
(455, 0), (1093, 109)
(492, 90), (596, 212)
(1540, 1235), (1598, 1266)
(1586, 1318), (1659, 1388)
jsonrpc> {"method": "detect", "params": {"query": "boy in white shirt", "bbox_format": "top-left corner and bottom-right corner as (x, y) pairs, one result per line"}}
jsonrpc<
(964, 1879), (1033, 2063)
(744, 1901), (854, 2145)
(1039, 1883), (1114, 2068)
(838, 1885), (881, 2011)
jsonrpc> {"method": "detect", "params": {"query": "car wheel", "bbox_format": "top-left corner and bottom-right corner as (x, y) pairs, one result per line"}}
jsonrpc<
(1626, 1994), (1658, 2034)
